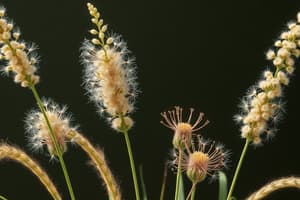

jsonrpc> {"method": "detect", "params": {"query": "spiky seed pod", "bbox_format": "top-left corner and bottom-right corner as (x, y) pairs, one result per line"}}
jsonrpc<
(175, 136), (229, 183)
(160, 106), (209, 149)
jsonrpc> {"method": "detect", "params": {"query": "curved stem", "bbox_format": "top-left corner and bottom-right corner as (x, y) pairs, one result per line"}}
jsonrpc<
(30, 85), (76, 200)
(123, 131), (140, 200)
(66, 131), (122, 200)
(0, 195), (7, 200)
(0, 144), (61, 200)
(226, 138), (250, 200)
(175, 149), (183, 200)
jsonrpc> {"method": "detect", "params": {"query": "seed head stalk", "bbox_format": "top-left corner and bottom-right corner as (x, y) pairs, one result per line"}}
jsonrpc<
(29, 83), (76, 200)
(190, 184), (196, 200)
(120, 115), (140, 200)
(226, 138), (250, 200)
(174, 149), (182, 200)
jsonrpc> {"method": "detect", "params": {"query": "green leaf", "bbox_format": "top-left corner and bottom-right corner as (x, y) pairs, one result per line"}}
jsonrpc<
(139, 165), (148, 200)
(0, 195), (8, 200)
(218, 171), (228, 200)
(179, 174), (185, 200)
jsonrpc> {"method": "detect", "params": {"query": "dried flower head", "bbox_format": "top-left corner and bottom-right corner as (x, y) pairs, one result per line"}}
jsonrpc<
(25, 99), (76, 157)
(0, 7), (39, 87)
(175, 136), (228, 183)
(235, 12), (300, 145)
(81, 3), (138, 131)
(161, 106), (209, 149)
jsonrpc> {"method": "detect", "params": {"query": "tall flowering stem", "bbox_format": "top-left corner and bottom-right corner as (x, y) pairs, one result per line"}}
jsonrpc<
(29, 84), (76, 200)
(231, 12), (300, 199)
(0, 8), (76, 200)
(174, 149), (182, 200)
(226, 138), (250, 200)
(120, 115), (140, 200)
(83, 3), (140, 199)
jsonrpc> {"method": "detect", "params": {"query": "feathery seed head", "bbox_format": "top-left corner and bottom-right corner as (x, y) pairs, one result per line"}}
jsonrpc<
(161, 106), (209, 149)
(82, 3), (138, 129)
(25, 99), (76, 157)
(0, 7), (39, 87)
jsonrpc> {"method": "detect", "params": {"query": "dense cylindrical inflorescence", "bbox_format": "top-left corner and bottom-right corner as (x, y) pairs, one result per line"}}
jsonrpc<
(0, 7), (39, 87)
(81, 3), (138, 131)
(235, 12), (300, 144)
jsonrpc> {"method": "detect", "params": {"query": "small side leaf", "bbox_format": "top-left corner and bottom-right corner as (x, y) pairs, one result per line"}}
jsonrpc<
(218, 171), (228, 200)
(179, 174), (185, 200)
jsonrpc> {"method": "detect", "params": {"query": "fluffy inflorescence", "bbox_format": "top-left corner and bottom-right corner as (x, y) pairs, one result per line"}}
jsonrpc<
(81, 3), (138, 131)
(0, 7), (39, 87)
(175, 136), (228, 183)
(161, 106), (209, 149)
(235, 12), (300, 144)
(25, 99), (76, 157)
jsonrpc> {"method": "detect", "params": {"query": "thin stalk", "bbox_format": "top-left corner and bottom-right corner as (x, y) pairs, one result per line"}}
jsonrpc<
(123, 130), (140, 200)
(175, 149), (183, 200)
(191, 186), (196, 200)
(186, 183), (196, 200)
(226, 138), (250, 200)
(160, 162), (168, 200)
(29, 84), (76, 200)
(0, 195), (7, 200)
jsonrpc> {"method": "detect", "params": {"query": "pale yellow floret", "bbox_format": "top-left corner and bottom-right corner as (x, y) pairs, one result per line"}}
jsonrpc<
(0, 14), (39, 87)
(273, 57), (283, 65)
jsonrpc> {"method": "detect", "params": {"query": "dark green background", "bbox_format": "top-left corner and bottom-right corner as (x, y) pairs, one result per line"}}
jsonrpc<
(0, 0), (300, 199)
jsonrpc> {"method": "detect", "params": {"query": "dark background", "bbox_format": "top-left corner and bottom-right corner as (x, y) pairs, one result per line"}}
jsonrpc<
(0, 0), (300, 199)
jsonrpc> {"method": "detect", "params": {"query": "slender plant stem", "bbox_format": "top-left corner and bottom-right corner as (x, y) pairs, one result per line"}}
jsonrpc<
(160, 162), (168, 200)
(123, 130), (140, 200)
(0, 195), (7, 200)
(29, 85), (76, 200)
(226, 138), (250, 200)
(186, 183), (196, 200)
(175, 149), (183, 200)
(191, 185), (196, 200)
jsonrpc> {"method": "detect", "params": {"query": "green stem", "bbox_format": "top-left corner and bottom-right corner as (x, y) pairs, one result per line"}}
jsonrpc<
(191, 185), (196, 200)
(123, 131), (140, 200)
(175, 149), (182, 200)
(0, 195), (7, 200)
(226, 138), (250, 200)
(29, 85), (76, 200)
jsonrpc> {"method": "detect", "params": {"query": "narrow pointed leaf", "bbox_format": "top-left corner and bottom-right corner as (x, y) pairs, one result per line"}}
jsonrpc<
(218, 171), (228, 200)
